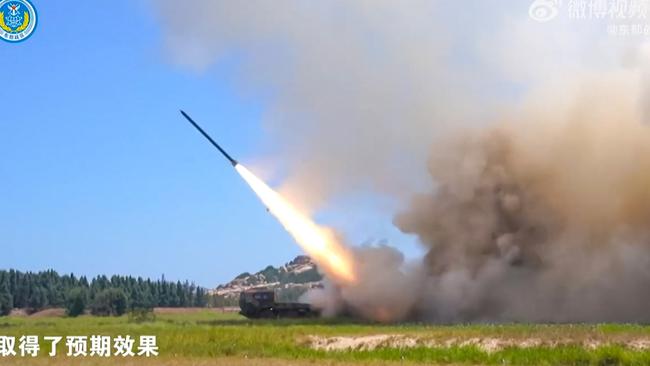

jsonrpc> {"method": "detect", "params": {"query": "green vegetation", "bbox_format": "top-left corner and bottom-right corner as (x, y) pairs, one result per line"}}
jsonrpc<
(65, 287), (87, 317)
(90, 288), (128, 316)
(2, 312), (650, 365)
(0, 283), (12, 316)
(128, 308), (156, 323)
(0, 269), (210, 314)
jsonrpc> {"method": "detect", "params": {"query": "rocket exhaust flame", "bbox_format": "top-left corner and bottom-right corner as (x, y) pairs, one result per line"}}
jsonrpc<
(235, 164), (357, 284)
(180, 110), (357, 285)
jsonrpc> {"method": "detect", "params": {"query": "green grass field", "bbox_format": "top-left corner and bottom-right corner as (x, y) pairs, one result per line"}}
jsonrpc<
(2, 311), (650, 365)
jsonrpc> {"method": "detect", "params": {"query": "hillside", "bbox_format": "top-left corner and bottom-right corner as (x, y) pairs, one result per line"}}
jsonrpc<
(212, 255), (323, 303)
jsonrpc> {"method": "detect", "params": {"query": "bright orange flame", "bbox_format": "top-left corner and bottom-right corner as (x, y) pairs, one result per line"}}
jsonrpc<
(235, 164), (356, 284)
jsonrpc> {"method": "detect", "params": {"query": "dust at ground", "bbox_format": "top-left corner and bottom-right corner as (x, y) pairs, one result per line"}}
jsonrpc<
(306, 334), (650, 353)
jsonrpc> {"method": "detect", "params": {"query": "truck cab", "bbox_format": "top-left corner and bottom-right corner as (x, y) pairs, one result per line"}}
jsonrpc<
(239, 289), (276, 317)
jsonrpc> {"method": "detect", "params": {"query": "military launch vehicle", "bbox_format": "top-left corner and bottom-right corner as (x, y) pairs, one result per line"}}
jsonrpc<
(238, 288), (318, 319)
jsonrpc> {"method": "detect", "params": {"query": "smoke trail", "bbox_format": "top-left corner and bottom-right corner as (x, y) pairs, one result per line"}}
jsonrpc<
(156, 1), (650, 322)
(155, 1), (495, 209)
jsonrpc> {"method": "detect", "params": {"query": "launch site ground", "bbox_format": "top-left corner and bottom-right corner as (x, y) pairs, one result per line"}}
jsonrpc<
(3, 311), (650, 365)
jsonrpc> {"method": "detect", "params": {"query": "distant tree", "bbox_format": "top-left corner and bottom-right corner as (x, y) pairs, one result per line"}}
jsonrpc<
(129, 286), (154, 311)
(177, 281), (187, 307)
(26, 286), (48, 314)
(91, 288), (128, 316)
(65, 287), (87, 317)
(0, 286), (13, 316)
(13, 276), (30, 309)
(195, 287), (207, 307)
(0, 269), (210, 312)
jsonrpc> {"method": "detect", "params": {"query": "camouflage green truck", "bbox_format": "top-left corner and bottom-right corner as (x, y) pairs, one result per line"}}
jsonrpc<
(239, 288), (319, 318)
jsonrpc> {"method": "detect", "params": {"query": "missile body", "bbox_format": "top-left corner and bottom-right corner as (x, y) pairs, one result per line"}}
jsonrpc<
(180, 110), (238, 166)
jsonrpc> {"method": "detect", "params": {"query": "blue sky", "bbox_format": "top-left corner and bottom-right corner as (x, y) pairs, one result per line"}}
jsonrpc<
(0, 0), (422, 286)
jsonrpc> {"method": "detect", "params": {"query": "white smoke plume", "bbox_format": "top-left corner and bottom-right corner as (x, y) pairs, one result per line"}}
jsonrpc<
(156, 1), (650, 322)
(155, 1), (492, 209)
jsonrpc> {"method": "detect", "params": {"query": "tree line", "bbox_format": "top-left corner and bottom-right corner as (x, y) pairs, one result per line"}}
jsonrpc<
(0, 269), (211, 316)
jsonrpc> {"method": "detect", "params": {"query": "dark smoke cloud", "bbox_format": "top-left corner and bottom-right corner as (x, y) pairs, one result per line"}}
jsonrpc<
(311, 70), (650, 323)
(156, 1), (650, 322)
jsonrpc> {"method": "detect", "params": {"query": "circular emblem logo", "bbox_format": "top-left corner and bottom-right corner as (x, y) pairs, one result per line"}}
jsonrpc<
(529, 0), (560, 23)
(0, 0), (37, 42)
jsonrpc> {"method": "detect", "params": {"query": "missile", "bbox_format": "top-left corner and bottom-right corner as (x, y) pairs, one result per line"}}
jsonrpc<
(180, 110), (238, 167)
